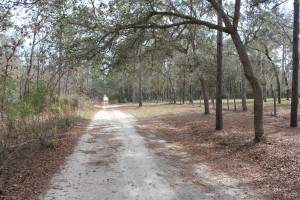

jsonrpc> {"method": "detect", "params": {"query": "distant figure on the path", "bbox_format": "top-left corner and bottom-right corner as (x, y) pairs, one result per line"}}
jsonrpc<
(103, 95), (109, 105)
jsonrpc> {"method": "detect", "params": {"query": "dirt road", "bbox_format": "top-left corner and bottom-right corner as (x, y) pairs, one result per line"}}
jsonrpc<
(40, 104), (262, 200)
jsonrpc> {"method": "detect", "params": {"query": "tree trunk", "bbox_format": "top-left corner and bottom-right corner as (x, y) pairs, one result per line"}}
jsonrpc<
(137, 49), (143, 107)
(173, 88), (176, 104)
(261, 60), (267, 102)
(211, 93), (215, 109)
(57, 24), (63, 98)
(276, 71), (281, 104)
(200, 78), (209, 115)
(231, 31), (264, 141)
(274, 92), (277, 117)
(132, 80), (135, 103)
(265, 52), (281, 104)
(24, 28), (37, 96)
(270, 63), (282, 104)
(216, 0), (223, 130)
(290, 0), (299, 127)
(202, 0), (264, 140)
(283, 48), (290, 100)
(227, 93), (229, 110)
(200, 94), (202, 107)
(182, 73), (186, 105)
(241, 66), (248, 111)
(281, 44), (286, 98)
(234, 96), (237, 111)
(189, 84), (193, 104)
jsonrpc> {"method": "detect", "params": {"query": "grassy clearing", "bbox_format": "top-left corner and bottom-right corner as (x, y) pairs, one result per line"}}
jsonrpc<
(133, 97), (296, 116)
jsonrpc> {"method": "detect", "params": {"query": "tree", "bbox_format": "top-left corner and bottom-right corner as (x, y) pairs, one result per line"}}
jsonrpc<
(290, 0), (299, 127)
(215, 0), (223, 130)
(209, 0), (264, 141)
(138, 48), (143, 107)
(119, 0), (265, 141)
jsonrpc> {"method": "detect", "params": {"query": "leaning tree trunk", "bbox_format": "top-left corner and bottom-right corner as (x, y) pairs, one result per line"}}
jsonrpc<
(265, 48), (282, 104)
(200, 78), (210, 115)
(208, 0), (264, 141)
(216, 0), (223, 130)
(231, 31), (264, 141)
(290, 0), (299, 127)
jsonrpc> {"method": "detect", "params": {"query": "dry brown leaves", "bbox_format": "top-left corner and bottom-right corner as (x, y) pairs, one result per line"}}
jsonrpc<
(0, 110), (98, 200)
(120, 103), (300, 200)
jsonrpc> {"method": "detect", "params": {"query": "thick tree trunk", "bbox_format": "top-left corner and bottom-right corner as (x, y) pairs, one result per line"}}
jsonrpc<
(231, 31), (264, 141)
(200, 78), (209, 115)
(206, 0), (264, 141)
(216, 0), (223, 130)
(290, 0), (299, 127)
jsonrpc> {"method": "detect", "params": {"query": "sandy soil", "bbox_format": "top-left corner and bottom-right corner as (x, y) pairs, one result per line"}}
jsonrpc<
(39, 104), (262, 200)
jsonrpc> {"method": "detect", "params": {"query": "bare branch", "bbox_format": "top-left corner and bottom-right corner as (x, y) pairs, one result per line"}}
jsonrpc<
(272, 0), (289, 9)
(276, 21), (293, 45)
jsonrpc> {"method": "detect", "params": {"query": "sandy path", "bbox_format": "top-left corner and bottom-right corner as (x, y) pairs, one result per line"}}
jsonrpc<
(40, 104), (262, 200)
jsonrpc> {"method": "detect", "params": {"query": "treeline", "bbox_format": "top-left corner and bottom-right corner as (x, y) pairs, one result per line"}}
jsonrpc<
(0, 0), (298, 150)
(0, 1), (97, 160)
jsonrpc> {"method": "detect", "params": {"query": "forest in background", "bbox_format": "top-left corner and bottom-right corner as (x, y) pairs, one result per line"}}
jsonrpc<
(0, 0), (299, 161)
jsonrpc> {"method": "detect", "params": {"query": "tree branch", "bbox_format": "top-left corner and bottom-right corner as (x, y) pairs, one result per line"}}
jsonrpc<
(233, 0), (241, 29)
(276, 21), (292, 45)
(120, 10), (229, 33)
(207, 0), (234, 33)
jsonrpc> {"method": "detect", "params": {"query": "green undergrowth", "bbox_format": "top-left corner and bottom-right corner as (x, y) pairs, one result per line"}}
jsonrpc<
(0, 92), (96, 165)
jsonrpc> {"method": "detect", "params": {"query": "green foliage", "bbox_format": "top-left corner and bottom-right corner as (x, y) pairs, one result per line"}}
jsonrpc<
(17, 81), (48, 118)
(1, 79), (20, 123)
(25, 81), (48, 113)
